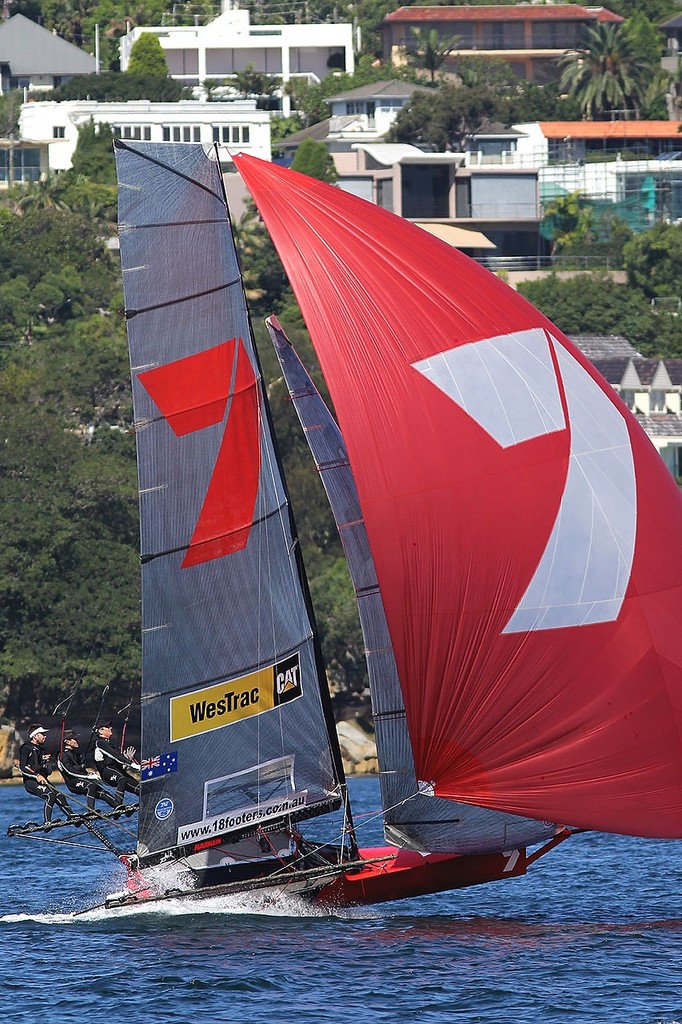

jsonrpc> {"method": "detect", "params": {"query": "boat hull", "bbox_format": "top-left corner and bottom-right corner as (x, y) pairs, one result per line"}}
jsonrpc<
(314, 846), (527, 907)
(96, 844), (529, 914)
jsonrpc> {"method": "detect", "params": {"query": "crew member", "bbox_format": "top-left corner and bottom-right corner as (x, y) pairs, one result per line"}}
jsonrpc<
(94, 722), (140, 808)
(19, 725), (74, 826)
(58, 730), (118, 813)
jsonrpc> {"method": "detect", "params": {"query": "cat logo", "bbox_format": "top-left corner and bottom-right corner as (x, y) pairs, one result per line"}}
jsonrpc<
(274, 653), (302, 706)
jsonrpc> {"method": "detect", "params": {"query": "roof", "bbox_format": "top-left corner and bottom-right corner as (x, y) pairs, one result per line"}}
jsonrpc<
(384, 4), (622, 23)
(540, 121), (682, 140)
(327, 79), (432, 102)
(637, 414), (682, 437)
(0, 14), (95, 75)
(415, 222), (496, 249)
(661, 14), (682, 28)
(354, 143), (463, 164)
(279, 119), (333, 148)
(471, 122), (523, 139)
(570, 335), (639, 360)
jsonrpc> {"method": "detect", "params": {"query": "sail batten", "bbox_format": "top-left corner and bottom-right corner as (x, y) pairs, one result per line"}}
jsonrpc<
(237, 153), (682, 840)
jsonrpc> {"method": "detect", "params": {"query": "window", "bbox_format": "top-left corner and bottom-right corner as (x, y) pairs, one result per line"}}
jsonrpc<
(162, 125), (201, 143)
(212, 125), (250, 144)
(53, 126), (66, 139)
(114, 125), (152, 142)
(651, 389), (667, 413)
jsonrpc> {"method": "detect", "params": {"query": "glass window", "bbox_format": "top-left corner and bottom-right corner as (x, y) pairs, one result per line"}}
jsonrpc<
(163, 125), (201, 144)
(53, 126), (65, 139)
(651, 389), (667, 412)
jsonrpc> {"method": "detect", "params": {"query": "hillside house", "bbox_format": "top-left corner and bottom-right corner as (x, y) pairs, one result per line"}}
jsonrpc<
(0, 14), (95, 94)
(382, 4), (622, 84)
(120, 3), (354, 116)
(573, 335), (682, 477)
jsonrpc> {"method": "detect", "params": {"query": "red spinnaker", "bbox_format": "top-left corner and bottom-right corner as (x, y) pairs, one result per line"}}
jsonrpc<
(234, 154), (682, 838)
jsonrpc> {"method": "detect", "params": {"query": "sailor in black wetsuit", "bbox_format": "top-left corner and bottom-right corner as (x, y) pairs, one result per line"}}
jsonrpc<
(93, 722), (140, 808)
(58, 730), (118, 812)
(19, 725), (73, 825)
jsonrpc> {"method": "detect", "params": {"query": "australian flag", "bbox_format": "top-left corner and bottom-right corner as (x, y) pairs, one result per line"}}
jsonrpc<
(140, 750), (178, 782)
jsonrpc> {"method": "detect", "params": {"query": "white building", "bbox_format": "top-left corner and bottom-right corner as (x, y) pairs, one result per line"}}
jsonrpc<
(120, 4), (354, 116)
(509, 121), (682, 223)
(19, 98), (271, 173)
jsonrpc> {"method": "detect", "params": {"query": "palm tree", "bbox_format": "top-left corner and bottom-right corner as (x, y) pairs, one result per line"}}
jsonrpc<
(408, 27), (460, 85)
(558, 22), (647, 119)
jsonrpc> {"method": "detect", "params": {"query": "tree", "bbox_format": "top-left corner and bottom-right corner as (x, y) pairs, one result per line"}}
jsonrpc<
(126, 32), (168, 77)
(291, 138), (338, 183)
(517, 271), (682, 357)
(388, 82), (497, 151)
(624, 11), (663, 71)
(623, 222), (682, 299)
(69, 121), (116, 185)
(0, 91), (22, 140)
(558, 22), (648, 119)
(233, 199), (288, 313)
(52, 72), (182, 102)
(233, 65), (281, 109)
(406, 27), (459, 85)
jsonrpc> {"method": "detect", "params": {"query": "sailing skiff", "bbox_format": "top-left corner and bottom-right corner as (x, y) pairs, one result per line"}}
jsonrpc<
(9, 142), (682, 912)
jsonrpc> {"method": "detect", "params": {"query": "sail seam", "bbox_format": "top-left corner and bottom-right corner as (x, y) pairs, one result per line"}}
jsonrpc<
(140, 498), (289, 563)
(125, 276), (241, 320)
(114, 139), (225, 202)
(138, 637), (315, 702)
(120, 218), (227, 231)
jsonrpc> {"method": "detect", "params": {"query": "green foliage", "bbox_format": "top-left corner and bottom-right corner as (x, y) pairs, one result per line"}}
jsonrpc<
(233, 199), (289, 312)
(406, 26), (459, 84)
(126, 32), (168, 77)
(558, 21), (650, 119)
(388, 82), (497, 150)
(69, 120), (116, 185)
(624, 11), (664, 68)
(310, 559), (365, 692)
(232, 64), (281, 109)
(0, 243), (137, 716)
(51, 72), (182, 102)
(504, 80), (583, 123)
(0, 91), (22, 139)
(517, 271), (682, 357)
(623, 222), (682, 299)
(290, 138), (338, 183)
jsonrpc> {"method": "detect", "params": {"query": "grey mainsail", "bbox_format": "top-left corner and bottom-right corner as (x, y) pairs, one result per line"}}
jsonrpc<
(115, 143), (343, 863)
(267, 317), (557, 855)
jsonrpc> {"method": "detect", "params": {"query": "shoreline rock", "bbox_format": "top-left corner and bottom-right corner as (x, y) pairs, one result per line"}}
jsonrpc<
(336, 718), (377, 776)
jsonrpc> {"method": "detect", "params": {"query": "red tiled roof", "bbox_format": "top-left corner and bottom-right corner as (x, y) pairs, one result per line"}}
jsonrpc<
(384, 4), (622, 22)
(540, 121), (682, 138)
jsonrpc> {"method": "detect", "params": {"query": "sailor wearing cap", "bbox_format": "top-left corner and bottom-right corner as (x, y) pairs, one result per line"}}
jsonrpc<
(18, 725), (74, 826)
(94, 722), (140, 809)
(57, 731), (118, 813)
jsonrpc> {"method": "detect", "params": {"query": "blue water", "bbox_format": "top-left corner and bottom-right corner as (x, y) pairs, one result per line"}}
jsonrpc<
(1, 776), (680, 1024)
